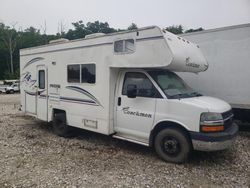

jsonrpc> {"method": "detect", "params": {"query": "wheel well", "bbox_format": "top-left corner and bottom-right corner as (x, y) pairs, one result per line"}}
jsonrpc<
(233, 108), (250, 122)
(149, 121), (192, 148)
(52, 109), (66, 119)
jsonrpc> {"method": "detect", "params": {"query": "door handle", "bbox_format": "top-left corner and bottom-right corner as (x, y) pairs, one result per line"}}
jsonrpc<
(118, 97), (121, 106)
(37, 91), (41, 95)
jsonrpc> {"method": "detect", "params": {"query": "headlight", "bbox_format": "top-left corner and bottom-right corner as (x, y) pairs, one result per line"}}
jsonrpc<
(200, 112), (224, 132)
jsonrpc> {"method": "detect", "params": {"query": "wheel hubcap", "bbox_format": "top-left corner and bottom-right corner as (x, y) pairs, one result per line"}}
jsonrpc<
(162, 137), (180, 156)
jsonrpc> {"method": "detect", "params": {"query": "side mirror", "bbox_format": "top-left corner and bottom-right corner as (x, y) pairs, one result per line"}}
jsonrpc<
(127, 84), (137, 98)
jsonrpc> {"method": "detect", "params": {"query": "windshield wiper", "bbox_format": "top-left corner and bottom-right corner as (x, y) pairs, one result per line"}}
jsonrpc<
(168, 93), (188, 99)
(189, 92), (202, 97)
(169, 92), (202, 99)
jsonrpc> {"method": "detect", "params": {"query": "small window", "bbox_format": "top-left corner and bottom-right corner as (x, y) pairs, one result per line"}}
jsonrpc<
(68, 65), (80, 83)
(122, 72), (161, 98)
(81, 64), (96, 84)
(124, 39), (135, 53)
(38, 70), (45, 89)
(114, 39), (135, 53)
(114, 40), (124, 53)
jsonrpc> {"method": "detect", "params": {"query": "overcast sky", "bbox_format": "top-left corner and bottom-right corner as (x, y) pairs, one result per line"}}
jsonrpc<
(1, 0), (250, 34)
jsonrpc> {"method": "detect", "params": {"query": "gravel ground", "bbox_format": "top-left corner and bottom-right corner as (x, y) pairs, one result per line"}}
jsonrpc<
(0, 94), (249, 188)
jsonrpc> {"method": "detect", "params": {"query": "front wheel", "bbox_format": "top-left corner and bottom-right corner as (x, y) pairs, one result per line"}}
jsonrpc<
(154, 128), (191, 163)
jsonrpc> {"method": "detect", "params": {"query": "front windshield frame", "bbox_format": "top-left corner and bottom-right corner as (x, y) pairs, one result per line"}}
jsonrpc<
(147, 70), (202, 99)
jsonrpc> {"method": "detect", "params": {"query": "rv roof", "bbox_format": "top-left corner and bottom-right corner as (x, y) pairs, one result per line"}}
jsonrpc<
(20, 26), (158, 52)
(49, 38), (69, 44)
(20, 25), (209, 73)
(85, 33), (106, 38)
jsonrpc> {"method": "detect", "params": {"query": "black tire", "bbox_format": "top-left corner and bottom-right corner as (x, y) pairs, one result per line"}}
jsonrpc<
(10, 90), (14, 94)
(154, 128), (191, 163)
(53, 112), (72, 137)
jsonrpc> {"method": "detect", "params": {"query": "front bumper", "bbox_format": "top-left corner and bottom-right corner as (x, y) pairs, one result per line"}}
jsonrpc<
(190, 123), (238, 151)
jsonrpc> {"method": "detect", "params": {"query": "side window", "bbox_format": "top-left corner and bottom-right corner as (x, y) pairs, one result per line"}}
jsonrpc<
(124, 39), (135, 53)
(68, 65), (80, 83)
(67, 64), (95, 84)
(114, 40), (124, 53)
(122, 72), (161, 98)
(114, 39), (135, 53)
(38, 70), (45, 89)
(81, 64), (96, 84)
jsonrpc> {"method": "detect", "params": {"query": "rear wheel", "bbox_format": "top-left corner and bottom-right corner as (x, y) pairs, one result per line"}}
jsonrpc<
(10, 90), (14, 94)
(154, 127), (191, 163)
(53, 112), (72, 137)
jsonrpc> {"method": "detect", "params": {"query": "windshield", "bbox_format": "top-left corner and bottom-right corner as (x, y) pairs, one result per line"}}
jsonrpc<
(148, 70), (202, 99)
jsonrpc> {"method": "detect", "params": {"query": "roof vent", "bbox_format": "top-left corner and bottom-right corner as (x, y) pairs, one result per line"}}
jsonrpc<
(49, 38), (69, 44)
(85, 33), (106, 39)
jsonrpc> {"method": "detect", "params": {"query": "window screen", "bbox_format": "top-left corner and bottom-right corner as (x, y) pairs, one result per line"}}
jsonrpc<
(114, 40), (124, 53)
(114, 39), (135, 53)
(68, 65), (80, 83)
(81, 64), (96, 83)
(122, 72), (161, 98)
(38, 70), (45, 89)
(124, 39), (135, 53)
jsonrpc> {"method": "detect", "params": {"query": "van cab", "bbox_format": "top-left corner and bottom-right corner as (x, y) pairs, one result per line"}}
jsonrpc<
(114, 69), (238, 162)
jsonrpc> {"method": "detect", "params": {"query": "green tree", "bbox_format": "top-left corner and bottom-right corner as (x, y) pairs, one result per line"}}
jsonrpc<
(86, 21), (117, 33)
(19, 27), (46, 48)
(0, 24), (58, 79)
(185, 27), (204, 33)
(165, 25), (184, 34)
(0, 23), (19, 74)
(66, 21), (117, 40)
(0, 24), (9, 79)
(127, 23), (138, 30)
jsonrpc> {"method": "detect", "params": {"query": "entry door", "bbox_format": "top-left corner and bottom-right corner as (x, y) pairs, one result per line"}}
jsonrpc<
(36, 66), (48, 121)
(115, 72), (159, 141)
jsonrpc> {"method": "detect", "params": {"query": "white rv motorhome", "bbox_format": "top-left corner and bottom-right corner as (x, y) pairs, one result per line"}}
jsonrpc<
(20, 26), (238, 163)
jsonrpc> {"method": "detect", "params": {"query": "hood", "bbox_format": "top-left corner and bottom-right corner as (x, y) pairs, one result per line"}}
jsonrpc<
(180, 96), (231, 113)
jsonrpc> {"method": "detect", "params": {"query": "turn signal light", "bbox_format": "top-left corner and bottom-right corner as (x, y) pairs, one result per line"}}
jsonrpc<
(201, 125), (224, 132)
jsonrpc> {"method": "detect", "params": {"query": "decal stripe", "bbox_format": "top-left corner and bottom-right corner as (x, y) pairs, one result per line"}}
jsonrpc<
(25, 92), (98, 106)
(65, 86), (102, 107)
(24, 86), (102, 107)
(24, 90), (36, 96)
(23, 57), (44, 70)
(60, 97), (95, 104)
(60, 97), (98, 106)
(39, 95), (47, 98)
